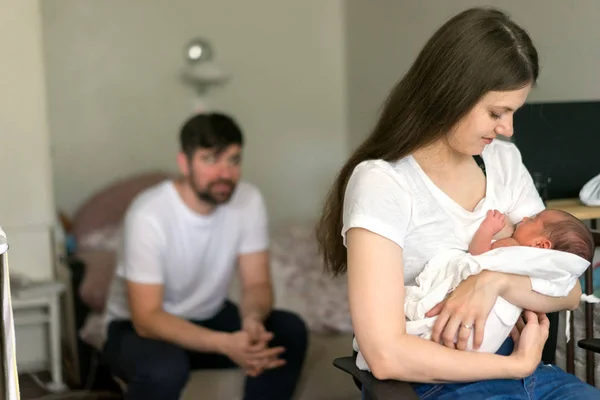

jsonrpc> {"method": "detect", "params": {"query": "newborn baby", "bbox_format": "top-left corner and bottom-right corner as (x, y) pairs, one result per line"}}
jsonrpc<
(469, 209), (594, 263)
(401, 208), (594, 354)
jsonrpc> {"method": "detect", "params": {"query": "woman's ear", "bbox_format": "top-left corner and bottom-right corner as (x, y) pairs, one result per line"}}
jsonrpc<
(534, 237), (552, 249)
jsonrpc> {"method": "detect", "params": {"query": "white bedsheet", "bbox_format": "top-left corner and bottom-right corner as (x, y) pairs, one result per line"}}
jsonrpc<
(354, 247), (590, 371)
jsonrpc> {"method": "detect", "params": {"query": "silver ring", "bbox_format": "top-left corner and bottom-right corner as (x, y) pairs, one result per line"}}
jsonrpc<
(461, 323), (473, 330)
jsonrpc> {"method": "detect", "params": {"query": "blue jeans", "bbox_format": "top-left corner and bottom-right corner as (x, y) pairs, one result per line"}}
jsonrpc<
(363, 338), (599, 399)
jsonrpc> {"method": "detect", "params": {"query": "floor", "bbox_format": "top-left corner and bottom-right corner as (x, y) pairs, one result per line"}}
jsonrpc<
(179, 332), (362, 399)
(19, 372), (120, 400)
(18, 333), (361, 400)
(19, 371), (360, 400)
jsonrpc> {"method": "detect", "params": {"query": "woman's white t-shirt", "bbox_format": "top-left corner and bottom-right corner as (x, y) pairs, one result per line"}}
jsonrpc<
(342, 140), (545, 285)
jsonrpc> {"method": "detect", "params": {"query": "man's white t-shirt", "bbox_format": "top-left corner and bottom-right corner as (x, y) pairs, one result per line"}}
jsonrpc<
(342, 140), (545, 285)
(104, 180), (269, 327)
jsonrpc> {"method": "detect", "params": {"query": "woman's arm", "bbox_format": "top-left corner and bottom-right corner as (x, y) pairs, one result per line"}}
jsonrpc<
(496, 272), (582, 312)
(346, 228), (544, 383)
(426, 271), (580, 350)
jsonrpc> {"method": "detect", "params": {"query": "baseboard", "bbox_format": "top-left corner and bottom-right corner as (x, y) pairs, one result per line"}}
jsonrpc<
(16, 360), (47, 375)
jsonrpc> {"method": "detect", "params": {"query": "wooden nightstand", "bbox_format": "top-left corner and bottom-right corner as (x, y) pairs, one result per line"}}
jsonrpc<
(546, 198), (600, 221)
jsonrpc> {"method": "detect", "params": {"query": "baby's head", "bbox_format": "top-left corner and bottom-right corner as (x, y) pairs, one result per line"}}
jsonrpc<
(513, 209), (594, 262)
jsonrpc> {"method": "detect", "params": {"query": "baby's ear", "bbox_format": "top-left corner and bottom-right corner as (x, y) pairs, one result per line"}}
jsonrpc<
(534, 237), (552, 249)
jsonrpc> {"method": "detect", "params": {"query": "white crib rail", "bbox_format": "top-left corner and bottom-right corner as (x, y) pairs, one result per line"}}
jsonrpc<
(1, 228), (20, 399)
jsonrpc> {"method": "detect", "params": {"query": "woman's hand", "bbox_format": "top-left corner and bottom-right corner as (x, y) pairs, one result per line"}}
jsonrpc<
(426, 270), (505, 350)
(510, 311), (549, 377)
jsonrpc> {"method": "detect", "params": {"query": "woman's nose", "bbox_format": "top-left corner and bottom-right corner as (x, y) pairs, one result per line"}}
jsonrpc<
(495, 117), (514, 138)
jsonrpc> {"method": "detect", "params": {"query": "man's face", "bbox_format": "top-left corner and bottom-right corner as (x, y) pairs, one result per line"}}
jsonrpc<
(181, 144), (242, 205)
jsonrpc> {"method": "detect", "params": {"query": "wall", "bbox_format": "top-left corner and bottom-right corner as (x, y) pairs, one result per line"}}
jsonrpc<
(42, 0), (348, 223)
(0, 0), (57, 373)
(345, 0), (600, 150)
(0, 0), (55, 281)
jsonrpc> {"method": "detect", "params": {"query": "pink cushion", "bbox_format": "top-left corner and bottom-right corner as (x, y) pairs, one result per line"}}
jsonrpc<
(72, 171), (171, 244)
(73, 171), (172, 310)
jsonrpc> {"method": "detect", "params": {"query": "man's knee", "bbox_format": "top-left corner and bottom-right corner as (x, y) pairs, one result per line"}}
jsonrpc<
(130, 346), (190, 392)
(266, 310), (309, 356)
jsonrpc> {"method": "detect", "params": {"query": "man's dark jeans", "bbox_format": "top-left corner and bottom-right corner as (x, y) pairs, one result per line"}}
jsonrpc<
(102, 301), (308, 400)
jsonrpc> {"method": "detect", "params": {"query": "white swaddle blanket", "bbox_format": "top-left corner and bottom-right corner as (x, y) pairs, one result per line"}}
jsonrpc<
(353, 247), (590, 371)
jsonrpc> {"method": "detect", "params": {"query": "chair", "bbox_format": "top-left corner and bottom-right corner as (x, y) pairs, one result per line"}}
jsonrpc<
(333, 355), (419, 400)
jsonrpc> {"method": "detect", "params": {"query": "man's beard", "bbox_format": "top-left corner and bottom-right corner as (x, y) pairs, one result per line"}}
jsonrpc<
(190, 177), (236, 205)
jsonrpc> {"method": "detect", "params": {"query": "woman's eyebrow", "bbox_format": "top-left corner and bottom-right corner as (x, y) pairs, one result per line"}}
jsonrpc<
(491, 105), (514, 112)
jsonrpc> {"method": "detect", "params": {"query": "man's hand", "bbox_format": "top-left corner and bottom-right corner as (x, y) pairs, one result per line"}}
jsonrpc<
(243, 314), (268, 344)
(221, 330), (286, 377)
(241, 315), (288, 376)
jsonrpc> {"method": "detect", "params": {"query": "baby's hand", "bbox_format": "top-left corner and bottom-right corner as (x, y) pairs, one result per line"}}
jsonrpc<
(481, 209), (506, 235)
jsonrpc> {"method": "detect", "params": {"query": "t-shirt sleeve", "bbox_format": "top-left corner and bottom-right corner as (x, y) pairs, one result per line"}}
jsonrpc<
(504, 144), (545, 224)
(342, 162), (412, 248)
(118, 211), (166, 284)
(239, 189), (269, 254)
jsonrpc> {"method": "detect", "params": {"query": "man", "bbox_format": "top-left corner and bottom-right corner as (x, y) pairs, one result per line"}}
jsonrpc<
(102, 113), (308, 400)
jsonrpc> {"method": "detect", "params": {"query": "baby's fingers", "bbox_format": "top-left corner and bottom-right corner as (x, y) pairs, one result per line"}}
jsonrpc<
(516, 314), (526, 332)
(537, 312), (550, 331)
(510, 326), (520, 343)
(523, 310), (539, 326)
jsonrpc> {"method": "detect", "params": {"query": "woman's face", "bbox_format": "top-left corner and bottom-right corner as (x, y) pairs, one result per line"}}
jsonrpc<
(446, 85), (532, 155)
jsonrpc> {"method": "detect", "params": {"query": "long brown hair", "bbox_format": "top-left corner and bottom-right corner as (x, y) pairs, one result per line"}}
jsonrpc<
(316, 7), (539, 276)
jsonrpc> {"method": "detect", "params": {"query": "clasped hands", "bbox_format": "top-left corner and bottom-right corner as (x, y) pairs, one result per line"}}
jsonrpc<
(223, 315), (286, 377)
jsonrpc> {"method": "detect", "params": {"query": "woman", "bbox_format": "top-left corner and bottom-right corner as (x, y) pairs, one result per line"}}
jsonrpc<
(316, 7), (599, 399)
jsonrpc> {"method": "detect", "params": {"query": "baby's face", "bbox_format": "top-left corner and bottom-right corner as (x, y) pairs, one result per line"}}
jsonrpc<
(513, 211), (555, 246)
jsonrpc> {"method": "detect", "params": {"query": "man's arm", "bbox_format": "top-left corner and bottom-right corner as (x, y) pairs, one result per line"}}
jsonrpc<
(237, 187), (272, 322)
(238, 250), (273, 322)
(128, 281), (286, 374)
(128, 281), (230, 352)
